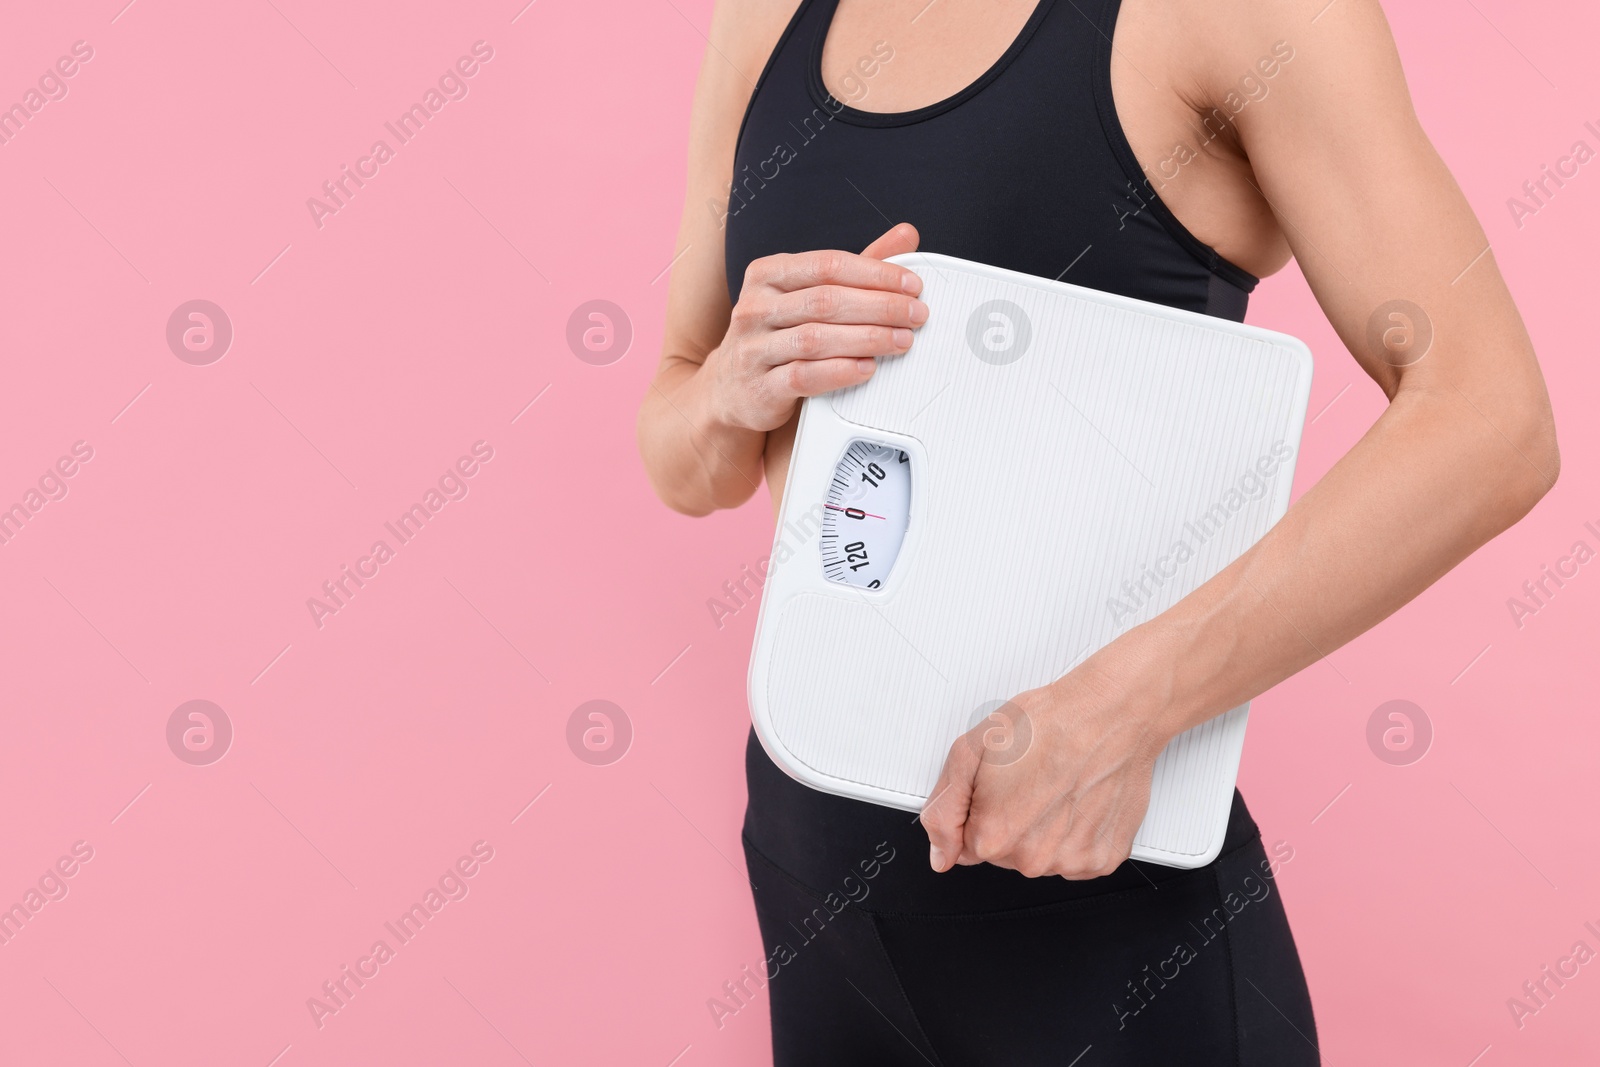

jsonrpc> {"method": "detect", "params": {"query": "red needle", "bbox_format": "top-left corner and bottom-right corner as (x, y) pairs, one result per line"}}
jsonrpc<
(825, 503), (887, 520)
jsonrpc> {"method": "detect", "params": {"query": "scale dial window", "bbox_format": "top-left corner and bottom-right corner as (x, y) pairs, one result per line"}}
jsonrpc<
(820, 439), (911, 590)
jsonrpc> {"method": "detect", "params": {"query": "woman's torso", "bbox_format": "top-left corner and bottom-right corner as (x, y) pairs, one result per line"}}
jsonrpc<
(722, 0), (1289, 515)
(726, 0), (1280, 894)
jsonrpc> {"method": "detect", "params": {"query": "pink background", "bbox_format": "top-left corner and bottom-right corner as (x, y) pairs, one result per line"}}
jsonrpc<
(0, 0), (1595, 1063)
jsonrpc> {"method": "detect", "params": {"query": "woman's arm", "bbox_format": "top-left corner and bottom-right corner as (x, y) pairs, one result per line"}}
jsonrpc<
(922, 0), (1559, 878)
(635, 0), (783, 516)
(636, 0), (925, 516)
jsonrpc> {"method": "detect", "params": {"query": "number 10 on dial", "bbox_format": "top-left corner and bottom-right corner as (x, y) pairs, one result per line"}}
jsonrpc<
(821, 439), (911, 590)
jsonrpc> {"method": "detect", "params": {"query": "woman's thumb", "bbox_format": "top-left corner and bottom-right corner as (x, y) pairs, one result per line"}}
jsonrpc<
(860, 222), (920, 261)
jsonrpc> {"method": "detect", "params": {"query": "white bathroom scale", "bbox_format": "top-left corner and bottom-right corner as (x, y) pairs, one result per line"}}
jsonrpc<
(747, 252), (1313, 868)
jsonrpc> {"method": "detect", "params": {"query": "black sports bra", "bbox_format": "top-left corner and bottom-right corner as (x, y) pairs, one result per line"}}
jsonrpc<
(723, 0), (1257, 322)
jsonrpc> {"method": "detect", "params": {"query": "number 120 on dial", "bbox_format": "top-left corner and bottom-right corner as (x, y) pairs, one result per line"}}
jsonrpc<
(820, 439), (911, 590)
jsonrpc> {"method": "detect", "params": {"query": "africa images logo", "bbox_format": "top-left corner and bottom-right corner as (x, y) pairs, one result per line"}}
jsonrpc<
(1106, 442), (1295, 625)
(965, 299), (1032, 366)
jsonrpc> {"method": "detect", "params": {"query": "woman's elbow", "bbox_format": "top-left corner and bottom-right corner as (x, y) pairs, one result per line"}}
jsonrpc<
(635, 413), (748, 518)
(1517, 363), (1560, 484)
(652, 474), (719, 518)
(636, 413), (706, 516)
(1500, 384), (1560, 516)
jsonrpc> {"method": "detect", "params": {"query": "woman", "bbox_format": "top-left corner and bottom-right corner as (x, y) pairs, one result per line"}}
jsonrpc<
(637, 0), (1558, 1062)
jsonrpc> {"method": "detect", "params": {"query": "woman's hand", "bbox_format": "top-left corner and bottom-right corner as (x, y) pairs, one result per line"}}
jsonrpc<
(704, 223), (928, 433)
(920, 649), (1179, 880)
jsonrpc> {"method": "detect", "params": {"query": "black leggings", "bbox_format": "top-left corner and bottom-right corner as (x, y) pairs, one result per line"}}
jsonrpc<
(740, 730), (1319, 1065)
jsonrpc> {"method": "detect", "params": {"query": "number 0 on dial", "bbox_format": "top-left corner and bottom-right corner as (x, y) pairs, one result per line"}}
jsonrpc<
(820, 439), (911, 590)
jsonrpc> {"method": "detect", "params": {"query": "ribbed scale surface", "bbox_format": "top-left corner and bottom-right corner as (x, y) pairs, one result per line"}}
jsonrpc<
(756, 254), (1311, 865)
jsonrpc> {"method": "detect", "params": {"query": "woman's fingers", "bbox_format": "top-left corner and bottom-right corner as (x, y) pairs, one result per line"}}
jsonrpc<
(763, 322), (914, 367)
(920, 731), (982, 873)
(712, 224), (924, 427)
(755, 245), (923, 297)
(921, 680), (1157, 881)
(765, 285), (929, 330)
(778, 355), (881, 398)
(859, 221), (921, 263)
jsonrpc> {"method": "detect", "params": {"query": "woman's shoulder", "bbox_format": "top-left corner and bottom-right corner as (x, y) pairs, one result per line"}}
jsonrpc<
(705, 0), (808, 81)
